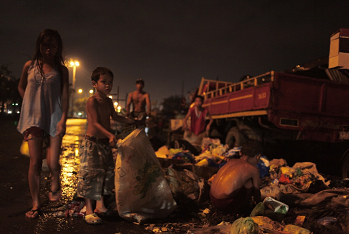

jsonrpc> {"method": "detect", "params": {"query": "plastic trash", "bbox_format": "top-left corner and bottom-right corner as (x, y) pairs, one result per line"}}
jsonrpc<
(223, 146), (242, 158)
(196, 158), (209, 166)
(256, 155), (270, 178)
(263, 197), (289, 215)
(270, 178), (279, 186)
(295, 216), (306, 226)
(280, 166), (295, 177)
(250, 216), (284, 232)
(278, 174), (291, 184)
(172, 151), (194, 163)
(230, 217), (259, 234)
(251, 197), (289, 222)
(283, 224), (311, 234)
(260, 185), (282, 200)
(250, 202), (265, 217)
(20, 140), (30, 157)
(317, 216), (337, 226)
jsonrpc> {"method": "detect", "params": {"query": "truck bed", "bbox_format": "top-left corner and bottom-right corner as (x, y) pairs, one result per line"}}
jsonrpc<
(199, 71), (349, 142)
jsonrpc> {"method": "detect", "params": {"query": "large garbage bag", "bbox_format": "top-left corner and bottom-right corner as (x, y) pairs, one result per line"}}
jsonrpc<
(164, 167), (206, 202)
(115, 128), (177, 223)
(297, 188), (349, 207)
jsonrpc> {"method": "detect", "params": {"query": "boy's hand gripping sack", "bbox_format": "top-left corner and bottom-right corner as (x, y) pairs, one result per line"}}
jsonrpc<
(115, 128), (177, 222)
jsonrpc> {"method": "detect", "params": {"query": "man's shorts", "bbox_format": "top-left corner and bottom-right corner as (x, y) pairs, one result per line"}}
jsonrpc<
(210, 187), (250, 212)
(77, 135), (115, 201)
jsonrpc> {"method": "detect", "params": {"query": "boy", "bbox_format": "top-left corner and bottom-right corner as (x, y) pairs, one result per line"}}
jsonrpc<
(210, 140), (262, 214)
(77, 67), (135, 225)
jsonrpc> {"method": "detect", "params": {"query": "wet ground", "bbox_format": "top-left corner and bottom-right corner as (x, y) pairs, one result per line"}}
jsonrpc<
(0, 117), (154, 234)
(1, 116), (349, 233)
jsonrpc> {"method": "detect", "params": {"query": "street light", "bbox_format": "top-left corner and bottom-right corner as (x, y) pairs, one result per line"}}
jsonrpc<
(67, 59), (80, 117)
(78, 89), (83, 94)
(69, 60), (80, 90)
(89, 89), (94, 94)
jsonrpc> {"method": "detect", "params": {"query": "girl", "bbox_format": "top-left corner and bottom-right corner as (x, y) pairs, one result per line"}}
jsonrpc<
(17, 29), (69, 219)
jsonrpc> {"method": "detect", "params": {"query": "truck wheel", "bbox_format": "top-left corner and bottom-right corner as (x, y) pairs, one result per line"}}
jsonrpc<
(341, 149), (349, 179)
(225, 127), (245, 148)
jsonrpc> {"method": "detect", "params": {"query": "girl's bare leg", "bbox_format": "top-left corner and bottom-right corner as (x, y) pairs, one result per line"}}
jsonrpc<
(27, 137), (43, 217)
(46, 135), (62, 200)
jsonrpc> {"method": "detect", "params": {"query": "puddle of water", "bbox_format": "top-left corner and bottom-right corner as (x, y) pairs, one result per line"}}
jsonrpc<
(59, 118), (87, 202)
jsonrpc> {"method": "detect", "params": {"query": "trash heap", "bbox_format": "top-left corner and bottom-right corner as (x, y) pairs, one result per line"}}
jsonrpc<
(153, 137), (349, 233)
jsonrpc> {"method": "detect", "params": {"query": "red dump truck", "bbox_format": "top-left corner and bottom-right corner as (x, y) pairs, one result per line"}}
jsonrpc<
(196, 28), (349, 177)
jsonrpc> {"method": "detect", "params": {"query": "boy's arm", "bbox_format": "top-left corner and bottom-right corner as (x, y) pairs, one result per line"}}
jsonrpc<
(87, 97), (115, 140)
(146, 93), (151, 116)
(110, 100), (135, 124)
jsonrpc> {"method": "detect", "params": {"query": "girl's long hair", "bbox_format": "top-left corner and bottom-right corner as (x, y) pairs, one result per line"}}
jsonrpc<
(31, 29), (64, 68)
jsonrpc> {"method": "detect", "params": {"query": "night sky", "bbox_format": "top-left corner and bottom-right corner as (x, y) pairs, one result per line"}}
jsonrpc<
(2, 0), (349, 107)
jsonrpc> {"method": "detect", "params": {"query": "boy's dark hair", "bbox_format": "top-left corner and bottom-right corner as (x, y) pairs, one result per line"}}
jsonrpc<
(194, 95), (204, 102)
(241, 140), (263, 158)
(91, 67), (114, 82)
(136, 79), (144, 86)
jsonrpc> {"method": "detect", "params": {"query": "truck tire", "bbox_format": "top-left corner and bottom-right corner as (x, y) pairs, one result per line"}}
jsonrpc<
(225, 127), (245, 148)
(341, 149), (349, 179)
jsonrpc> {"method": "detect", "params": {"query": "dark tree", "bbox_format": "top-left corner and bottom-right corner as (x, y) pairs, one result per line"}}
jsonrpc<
(0, 64), (21, 115)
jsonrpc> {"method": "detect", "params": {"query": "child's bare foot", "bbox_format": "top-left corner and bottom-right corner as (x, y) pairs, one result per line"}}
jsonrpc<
(49, 186), (61, 202)
(25, 208), (40, 219)
(94, 207), (110, 217)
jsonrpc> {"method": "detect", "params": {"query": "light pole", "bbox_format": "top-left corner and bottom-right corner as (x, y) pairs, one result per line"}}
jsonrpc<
(70, 60), (80, 90)
(67, 59), (80, 117)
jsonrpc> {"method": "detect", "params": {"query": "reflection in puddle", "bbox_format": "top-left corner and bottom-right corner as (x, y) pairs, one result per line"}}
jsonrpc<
(59, 119), (87, 201)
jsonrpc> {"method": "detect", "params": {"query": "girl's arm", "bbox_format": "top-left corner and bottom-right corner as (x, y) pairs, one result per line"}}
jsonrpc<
(18, 61), (31, 98)
(60, 66), (69, 122)
(56, 66), (69, 136)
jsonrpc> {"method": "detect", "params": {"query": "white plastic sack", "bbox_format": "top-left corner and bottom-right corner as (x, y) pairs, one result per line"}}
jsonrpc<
(115, 128), (177, 223)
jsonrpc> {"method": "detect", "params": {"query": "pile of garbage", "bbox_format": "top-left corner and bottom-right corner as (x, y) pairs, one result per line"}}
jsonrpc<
(41, 133), (349, 233)
(155, 137), (239, 168)
(152, 137), (349, 233)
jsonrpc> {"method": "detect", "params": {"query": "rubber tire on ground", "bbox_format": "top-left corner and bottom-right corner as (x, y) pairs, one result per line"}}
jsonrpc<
(225, 127), (245, 148)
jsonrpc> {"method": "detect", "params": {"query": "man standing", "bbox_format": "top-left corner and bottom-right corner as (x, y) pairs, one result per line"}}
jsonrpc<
(126, 79), (151, 120)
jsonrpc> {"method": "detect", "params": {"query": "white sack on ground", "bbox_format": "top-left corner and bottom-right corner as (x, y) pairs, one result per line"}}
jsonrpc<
(115, 128), (177, 223)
